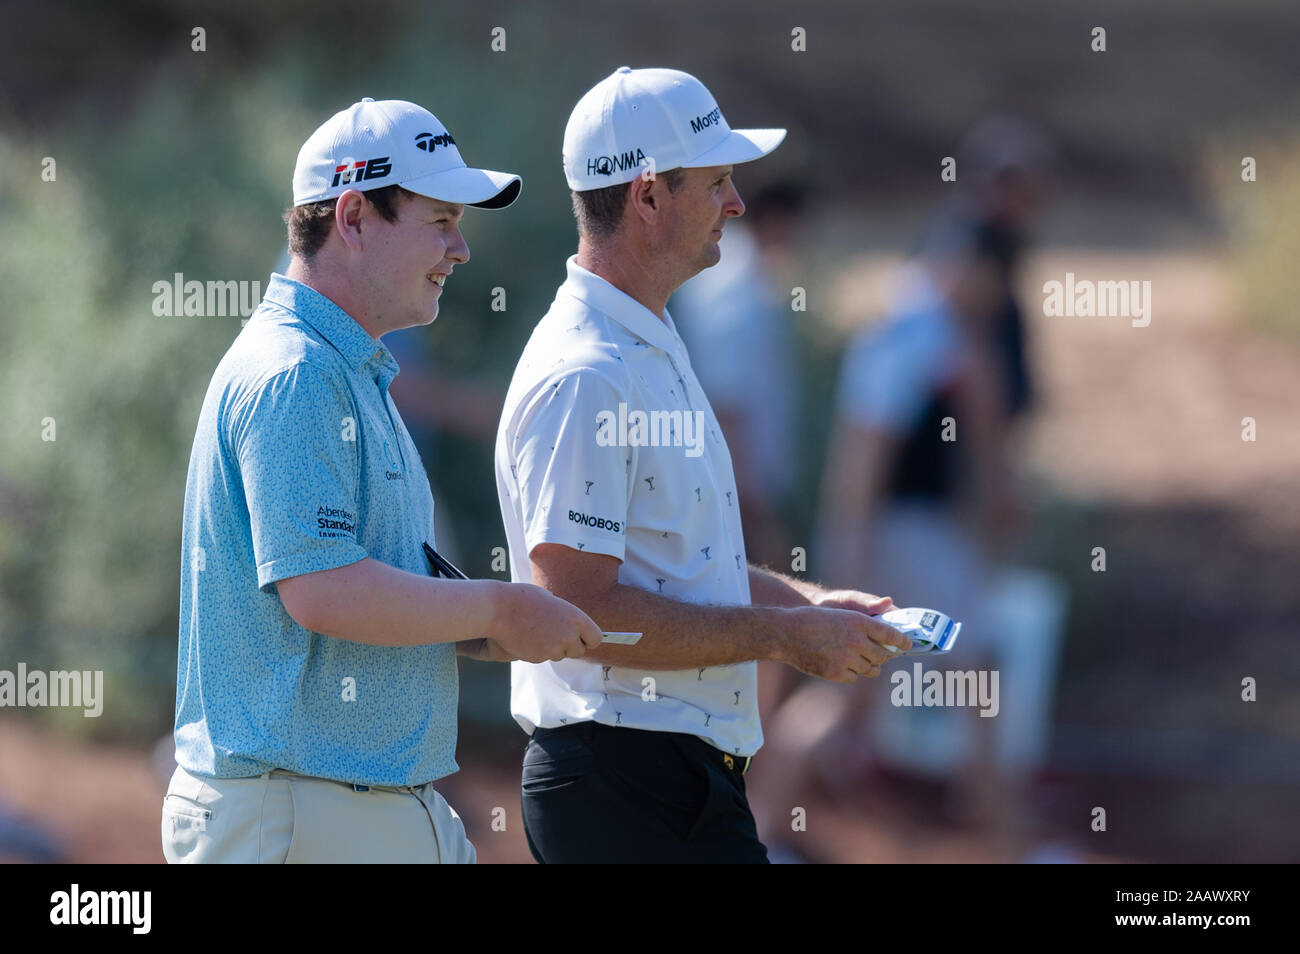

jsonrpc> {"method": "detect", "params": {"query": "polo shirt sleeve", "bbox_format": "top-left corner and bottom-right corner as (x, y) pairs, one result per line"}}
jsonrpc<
(227, 361), (369, 591)
(509, 368), (631, 562)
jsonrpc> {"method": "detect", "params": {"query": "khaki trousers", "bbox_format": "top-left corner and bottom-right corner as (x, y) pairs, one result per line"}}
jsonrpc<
(162, 764), (476, 863)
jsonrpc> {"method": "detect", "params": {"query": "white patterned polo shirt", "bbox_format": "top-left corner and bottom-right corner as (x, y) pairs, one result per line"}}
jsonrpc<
(495, 256), (761, 757)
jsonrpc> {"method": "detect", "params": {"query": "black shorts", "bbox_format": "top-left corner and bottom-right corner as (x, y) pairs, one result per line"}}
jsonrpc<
(520, 721), (769, 864)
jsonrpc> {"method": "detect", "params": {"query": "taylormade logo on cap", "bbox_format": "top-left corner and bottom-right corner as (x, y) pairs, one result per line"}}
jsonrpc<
(562, 67), (787, 192)
(293, 98), (522, 209)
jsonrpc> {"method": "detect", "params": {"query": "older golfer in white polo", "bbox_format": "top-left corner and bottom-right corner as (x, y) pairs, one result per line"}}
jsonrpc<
(495, 67), (909, 863)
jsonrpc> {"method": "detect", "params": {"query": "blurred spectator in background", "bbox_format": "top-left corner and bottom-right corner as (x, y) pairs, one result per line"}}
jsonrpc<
(937, 115), (1056, 440)
(753, 119), (1067, 858)
(670, 181), (806, 569)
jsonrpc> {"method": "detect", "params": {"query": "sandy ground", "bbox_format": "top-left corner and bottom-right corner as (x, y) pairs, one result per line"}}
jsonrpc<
(0, 716), (1120, 864)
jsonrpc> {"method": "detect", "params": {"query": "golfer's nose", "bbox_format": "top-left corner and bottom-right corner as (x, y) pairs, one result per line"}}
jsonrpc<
(723, 179), (745, 218)
(445, 225), (470, 264)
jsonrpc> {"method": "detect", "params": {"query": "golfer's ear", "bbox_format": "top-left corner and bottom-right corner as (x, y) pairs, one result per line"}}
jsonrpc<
(627, 175), (660, 225)
(333, 190), (368, 251)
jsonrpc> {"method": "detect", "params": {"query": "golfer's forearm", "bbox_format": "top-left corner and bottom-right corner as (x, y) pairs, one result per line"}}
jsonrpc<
(277, 556), (504, 647)
(565, 581), (792, 670)
(748, 564), (822, 607)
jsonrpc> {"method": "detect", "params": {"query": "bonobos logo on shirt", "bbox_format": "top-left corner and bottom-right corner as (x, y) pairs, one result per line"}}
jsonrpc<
(569, 509), (621, 534)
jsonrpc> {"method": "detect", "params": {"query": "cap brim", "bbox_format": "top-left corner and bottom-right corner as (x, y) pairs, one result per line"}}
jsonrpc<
(401, 166), (522, 210)
(683, 128), (786, 169)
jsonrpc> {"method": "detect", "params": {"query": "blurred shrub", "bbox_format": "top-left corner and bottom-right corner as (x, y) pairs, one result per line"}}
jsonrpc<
(1210, 132), (1300, 337)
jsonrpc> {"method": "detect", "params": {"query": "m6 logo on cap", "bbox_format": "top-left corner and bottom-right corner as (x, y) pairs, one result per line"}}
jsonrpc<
(330, 156), (392, 188)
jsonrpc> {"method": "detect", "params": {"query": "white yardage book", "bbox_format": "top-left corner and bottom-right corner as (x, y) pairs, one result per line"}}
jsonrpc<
(876, 607), (961, 656)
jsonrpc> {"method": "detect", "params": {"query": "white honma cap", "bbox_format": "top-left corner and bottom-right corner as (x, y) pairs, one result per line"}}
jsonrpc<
(563, 67), (786, 192)
(292, 98), (522, 209)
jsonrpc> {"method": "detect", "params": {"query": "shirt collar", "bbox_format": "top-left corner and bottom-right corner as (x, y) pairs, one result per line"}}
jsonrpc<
(262, 273), (399, 384)
(559, 256), (684, 356)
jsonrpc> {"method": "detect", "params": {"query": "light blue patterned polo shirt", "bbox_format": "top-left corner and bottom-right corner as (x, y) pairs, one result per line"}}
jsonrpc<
(174, 273), (458, 786)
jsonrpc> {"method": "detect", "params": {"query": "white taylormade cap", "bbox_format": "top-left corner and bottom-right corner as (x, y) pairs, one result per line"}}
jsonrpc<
(292, 98), (522, 209)
(563, 67), (786, 192)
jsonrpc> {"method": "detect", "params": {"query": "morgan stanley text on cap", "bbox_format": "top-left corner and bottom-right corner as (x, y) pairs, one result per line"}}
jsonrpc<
(563, 66), (786, 192)
(293, 98), (522, 209)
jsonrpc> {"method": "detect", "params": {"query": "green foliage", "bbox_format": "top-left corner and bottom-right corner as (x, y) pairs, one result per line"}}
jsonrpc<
(0, 67), (318, 737)
(1212, 134), (1300, 337)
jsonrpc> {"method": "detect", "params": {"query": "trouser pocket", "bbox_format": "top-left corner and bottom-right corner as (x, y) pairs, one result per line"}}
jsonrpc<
(522, 728), (597, 795)
(160, 793), (211, 862)
(161, 766), (294, 863)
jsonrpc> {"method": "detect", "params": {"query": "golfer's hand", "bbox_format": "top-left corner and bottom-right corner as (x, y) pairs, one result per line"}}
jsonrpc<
(813, 588), (895, 619)
(778, 605), (911, 683)
(489, 582), (604, 663)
